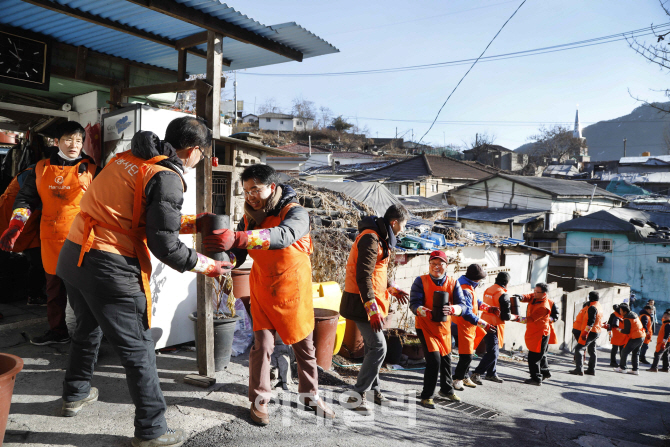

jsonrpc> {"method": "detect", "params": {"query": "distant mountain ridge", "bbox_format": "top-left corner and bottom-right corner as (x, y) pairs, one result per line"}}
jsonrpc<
(515, 102), (670, 162)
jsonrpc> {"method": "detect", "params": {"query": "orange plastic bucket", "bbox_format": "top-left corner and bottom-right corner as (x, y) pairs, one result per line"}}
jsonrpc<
(0, 353), (24, 442)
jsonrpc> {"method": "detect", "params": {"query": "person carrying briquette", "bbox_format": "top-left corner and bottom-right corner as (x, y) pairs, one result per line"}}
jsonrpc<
(615, 303), (646, 375)
(647, 310), (670, 373)
(0, 165), (45, 305)
(470, 272), (510, 385)
(511, 283), (559, 386)
(639, 305), (654, 364)
(204, 164), (336, 426)
(569, 291), (604, 377)
(607, 304), (628, 368)
(56, 118), (232, 447)
(339, 204), (410, 415)
(0, 121), (99, 345)
(452, 264), (498, 390)
(409, 250), (467, 409)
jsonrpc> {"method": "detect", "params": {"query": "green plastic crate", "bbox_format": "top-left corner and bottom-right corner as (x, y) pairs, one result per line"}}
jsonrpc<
(399, 238), (421, 249)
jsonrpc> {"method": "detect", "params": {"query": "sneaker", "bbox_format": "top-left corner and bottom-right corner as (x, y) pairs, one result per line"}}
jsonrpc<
(31, 330), (70, 346)
(639, 358), (650, 365)
(568, 369), (584, 376)
(27, 296), (47, 306)
(584, 369), (596, 376)
(463, 377), (477, 388)
(485, 375), (504, 383)
(614, 367), (626, 374)
(628, 370), (639, 375)
(373, 391), (387, 405)
(647, 367), (658, 372)
(609, 362), (619, 368)
(131, 428), (185, 447)
(345, 392), (371, 416)
(523, 378), (542, 386)
(437, 390), (461, 402)
(61, 388), (99, 417)
(470, 373), (483, 385)
(453, 380), (464, 391)
(542, 372), (552, 381)
(420, 398), (436, 409)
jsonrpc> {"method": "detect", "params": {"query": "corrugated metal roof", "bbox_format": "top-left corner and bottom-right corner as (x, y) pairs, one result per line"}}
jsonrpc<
(601, 172), (670, 184)
(2, 0), (338, 74)
(457, 207), (546, 224)
(619, 154), (670, 164)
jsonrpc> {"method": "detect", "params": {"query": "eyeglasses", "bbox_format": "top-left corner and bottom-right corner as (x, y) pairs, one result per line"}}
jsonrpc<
(62, 138), (83, 146)
(243, 185), (270, 198)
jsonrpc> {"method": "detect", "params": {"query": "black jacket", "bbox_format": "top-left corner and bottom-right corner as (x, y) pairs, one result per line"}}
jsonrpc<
(13, 147), (100, 211)
(340, 216), (395, 323)
(230, 184), (310, 268)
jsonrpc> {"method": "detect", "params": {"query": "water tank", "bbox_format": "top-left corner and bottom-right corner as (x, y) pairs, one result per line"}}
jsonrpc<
(641, 151), (651, 156)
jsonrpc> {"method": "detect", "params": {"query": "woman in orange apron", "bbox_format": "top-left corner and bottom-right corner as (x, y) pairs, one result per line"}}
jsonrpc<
(410, 250), (466, 408)
(0, 122), (98, 345)
(452, 264), (496, 390)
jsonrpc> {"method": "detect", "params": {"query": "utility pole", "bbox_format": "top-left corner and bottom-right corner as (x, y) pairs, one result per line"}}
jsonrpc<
(233, 71), (238, 126)
(623, 138), (627, 158)
(476, 133), (479, 147)
(395, 127), (397, 139)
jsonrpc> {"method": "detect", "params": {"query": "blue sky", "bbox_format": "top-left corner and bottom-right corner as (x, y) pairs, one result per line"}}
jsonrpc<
(231, 1), (670, 149)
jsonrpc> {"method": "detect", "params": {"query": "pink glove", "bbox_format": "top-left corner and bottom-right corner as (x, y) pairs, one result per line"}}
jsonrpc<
(477, 320), (497, 333)
(364, 300), (384, 332)
(388, 282), (409, 304)
(416, 306), (432, 318)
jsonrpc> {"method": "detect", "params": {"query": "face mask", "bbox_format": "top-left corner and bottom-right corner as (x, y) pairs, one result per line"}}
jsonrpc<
(182, 165), (193, 174)
(58, 149), (80, 161)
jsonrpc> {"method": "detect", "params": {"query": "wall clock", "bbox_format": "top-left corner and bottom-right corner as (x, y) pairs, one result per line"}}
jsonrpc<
(0, 29), (50, 91)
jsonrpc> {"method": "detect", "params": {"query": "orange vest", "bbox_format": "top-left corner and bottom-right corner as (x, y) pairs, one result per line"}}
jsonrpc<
(610, 310), (628, 346)
(480, 284), (506, 348)
(576, 301), (604, 346)
(452, 282), (484, 355)
(573, 305), (585, 330)
(627, 314), (646, 340)
(36, 158), (95, 274)
(344, 229), (390, 318)
(0, 170), (41, 252)
(67, 150), (170, 327)
(524, 293), (552, 353)
(245, 202), (314, 345)
(640, 312), (653, 344)
(415, 275), (455, 356)
(656, 321), (670, 353)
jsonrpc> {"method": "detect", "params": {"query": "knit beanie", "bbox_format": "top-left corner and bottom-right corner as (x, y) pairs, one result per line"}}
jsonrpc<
(465, 264), (487, 281)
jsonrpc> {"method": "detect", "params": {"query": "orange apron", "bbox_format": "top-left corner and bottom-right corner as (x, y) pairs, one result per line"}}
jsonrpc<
(0, 169), (41, 252)
(35, 159), (94, 274)
(344, 229), (390, 318)
(452, 282), (483, 355)
(415, 275), (455, 356)
(627, 314), (646, 340)
(74, 152), (166, 327)
(641, 313), (653, 344)
(478, 284), (507, 349)
(610, 311), (628, 346)
(577, 301), (603, 346)
(246, 203), (314, 345)
(524, 294), (552, 353)
(656, 322), (670, 353)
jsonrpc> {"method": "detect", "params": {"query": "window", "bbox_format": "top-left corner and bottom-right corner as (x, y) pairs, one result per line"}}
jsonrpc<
(265, 118), (271, 122)
(591, 238), (613, 252)
(658, 257), (670, 263)
(431, 183), (437, 192)
(297, 121), (302, 125)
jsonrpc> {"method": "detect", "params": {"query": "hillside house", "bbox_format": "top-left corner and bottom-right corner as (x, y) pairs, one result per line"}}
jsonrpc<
(463, 144), (528, 171)
(349, 154), (498, 201)
(259, 113), (315, 132)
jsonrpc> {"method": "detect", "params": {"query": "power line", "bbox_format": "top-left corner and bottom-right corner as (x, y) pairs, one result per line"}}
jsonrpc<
(238, 23), (670, 77)
(417, 0), (528, 146)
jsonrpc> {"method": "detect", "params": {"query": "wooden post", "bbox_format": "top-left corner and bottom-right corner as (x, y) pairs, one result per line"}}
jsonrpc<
(194, 31), (223, 377)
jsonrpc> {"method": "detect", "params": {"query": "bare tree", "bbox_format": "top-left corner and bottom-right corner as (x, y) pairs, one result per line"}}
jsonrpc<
(527, 125), (587, 163)
(257, 97), (282, 114)
(318, 106), (333, 129)
(462, 131), (497, 150)
(663, 123), (670, 154)
(627, 3), (670, 113)
(291, 96), (316, 121)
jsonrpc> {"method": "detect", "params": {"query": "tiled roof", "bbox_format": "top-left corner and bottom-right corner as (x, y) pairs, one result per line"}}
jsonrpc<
(462, 144), (514, 153)
(349, 154), (497, 182)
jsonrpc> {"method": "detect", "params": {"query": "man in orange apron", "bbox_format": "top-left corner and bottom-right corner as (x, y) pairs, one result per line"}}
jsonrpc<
(204, 164), (336, 426)
(648, 310), (670, 372)
(57, 119), (229, 447)
(569, 291), (604, 377)
(512, 283), (559, 385)
(607, 304), (628, 367)
(0, 166), (45, 305)
(0, 122), (98, 345)
(615, 303), (646, 375)
(453, 264), (497, 390)
(409, 250), (468, 408)
(639, 305), (654, 364)
(337, 204), (409, 415)
(471, 272), (511, 385)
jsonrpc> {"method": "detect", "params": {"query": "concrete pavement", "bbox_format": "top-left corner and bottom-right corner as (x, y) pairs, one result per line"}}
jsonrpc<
(2, 320), (669, 447)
